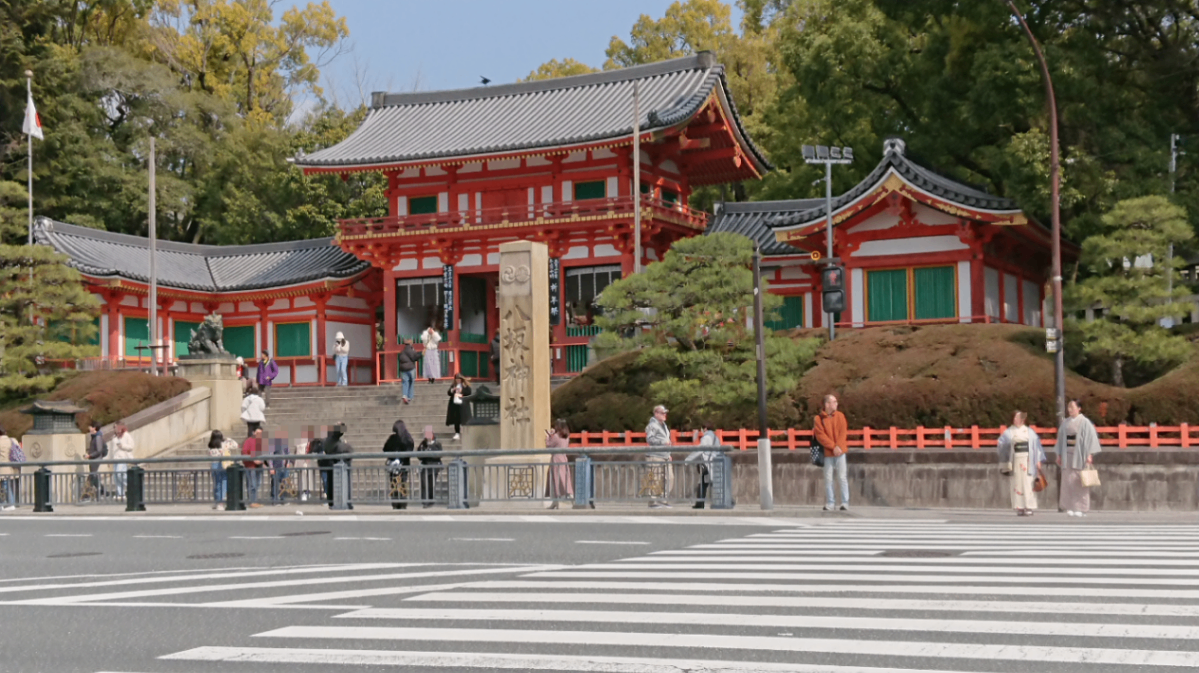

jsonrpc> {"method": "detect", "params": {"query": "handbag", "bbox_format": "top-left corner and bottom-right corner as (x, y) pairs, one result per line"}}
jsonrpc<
(453, 394), (463, 405)
(1080, 467), (1101, 488)
(1033, 472), (1048, 493)
(809, 442), (825, 467)
(9, 441), (25, 463)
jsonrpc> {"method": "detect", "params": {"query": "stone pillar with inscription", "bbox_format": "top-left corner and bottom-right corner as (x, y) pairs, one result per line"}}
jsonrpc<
(497, 240), (552, 450)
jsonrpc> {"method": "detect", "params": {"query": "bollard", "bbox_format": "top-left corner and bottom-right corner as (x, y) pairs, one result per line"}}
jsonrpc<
(125, 465), (147, 512)
(756, 438), (773, 510)
(34, 467), (53, 513)
(225, 463), (246, 511)
(573, 456), (594, 509)
(711, 453), (734, 510)
(446, 458), (467, 510)
(331, 462), (350, 510)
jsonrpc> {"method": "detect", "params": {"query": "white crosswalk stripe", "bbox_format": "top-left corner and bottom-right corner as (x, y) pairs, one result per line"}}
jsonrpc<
(137, 521), (1199, 672)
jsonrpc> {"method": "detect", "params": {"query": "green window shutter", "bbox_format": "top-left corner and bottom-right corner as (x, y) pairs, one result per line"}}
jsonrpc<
(174, 321), (200, 357)
(662, 190), (679, 204)
(639, 182), (650, 194)
(275, 322), (311, 358)
(867, 269), (909, 322)
(574, 181), (605, 200)
(224, 325), (257, 360)
(124, 317), (149, 357)
(409, 196), (438, 215)
(913, 266), (956, 320)
(766, 295), (804, 330)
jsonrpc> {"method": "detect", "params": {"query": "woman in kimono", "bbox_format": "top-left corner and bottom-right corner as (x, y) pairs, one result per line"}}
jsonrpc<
(1056, 399), (1101, 517)
(996, 411), (1045, 516)
(421, 326), (441, 383)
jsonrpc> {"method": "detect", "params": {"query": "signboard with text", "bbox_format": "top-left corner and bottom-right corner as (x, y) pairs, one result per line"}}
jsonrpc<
(442, 264), (454, 332)
(548, 257), (561, 326)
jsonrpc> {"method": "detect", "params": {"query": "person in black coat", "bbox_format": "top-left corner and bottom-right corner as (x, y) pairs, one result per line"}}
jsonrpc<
(446, 374), (472, 440)
(490, 332), (500, 383)
(322, 423), (354, 509)
(383, 420), (414, 510)
(417, 425), (443, 508)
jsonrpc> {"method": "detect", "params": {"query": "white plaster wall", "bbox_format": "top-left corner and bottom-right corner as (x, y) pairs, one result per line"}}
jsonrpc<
(487, 252), (500, 265)
(396, 196), (408, 216)
(851, 267), (865, 326)
(606, 176), (618, 198)
(438, 192), (448, 212)
(659, 159), (679, 174)
(854, 235), (969, 257)
(426, 166), (446, 176)
(639, 150), (652, 164)
(294, 296), (315, 308)
(458, 163), (481, 174)
(957, 261), (972, 323)
(562, 180), (573, 201)
(541, 185), (553, 204)
(1004, 273), (1019, 323)
(779, 266), (810, 280)
(646, 248), (659, 261)
(563, 152), (586, 163)
(121, 295), (139, 307)
(238, 302), (256, 313)
(273, 365), (290, 385)
(564, 246), (589, 260)
(400, 168), (421, 178)
(913, 203), (959, 225)
(984, 267), (1000, 319)
(270, 299), (288, 310)
(326, 321), (372, 358)
(488, 158), (521, 171)
(459, 253), (483, 267)
(458, 193), (469, 212)
(526, 155), (551, 167)
(218, 303), (236, 314)
(804, 292), (814, 328)
(169, 300), (188, 312)
(327, 295), (369, 309)
(99, 314), (109, 356)
(422, 256), (441, 270)
(593, 243), (620, 258)
(593, 148), (616, 159)
(847, 211), (899, 233)
(190, 302), (205, 314)
(1024, 280), (1041, 326)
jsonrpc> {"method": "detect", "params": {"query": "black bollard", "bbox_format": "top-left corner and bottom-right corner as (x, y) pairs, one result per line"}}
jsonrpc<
(33, 467), (53, 513)
(225, 463), (246, 511)
(125, 465), (146, 512)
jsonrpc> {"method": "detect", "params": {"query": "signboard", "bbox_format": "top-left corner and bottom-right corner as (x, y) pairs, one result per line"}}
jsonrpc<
(442, 264), (454, 332)
(548, 257), (561, 326)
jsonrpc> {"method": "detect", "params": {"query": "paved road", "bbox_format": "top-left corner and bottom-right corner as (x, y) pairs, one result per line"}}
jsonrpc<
(2, 515), (1199, 671)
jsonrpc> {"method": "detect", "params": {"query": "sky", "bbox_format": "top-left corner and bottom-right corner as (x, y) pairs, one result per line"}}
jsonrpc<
(289, 0), (742, 109)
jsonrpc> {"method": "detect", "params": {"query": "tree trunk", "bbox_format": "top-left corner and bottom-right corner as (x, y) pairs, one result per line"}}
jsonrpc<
(1112, 356), (1125, 388)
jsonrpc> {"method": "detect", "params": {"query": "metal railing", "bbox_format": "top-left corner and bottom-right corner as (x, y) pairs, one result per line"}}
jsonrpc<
(0, 446), (733, 512)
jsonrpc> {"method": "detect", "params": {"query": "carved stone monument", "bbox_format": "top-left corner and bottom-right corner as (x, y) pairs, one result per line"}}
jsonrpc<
(497, 240), (552, 449)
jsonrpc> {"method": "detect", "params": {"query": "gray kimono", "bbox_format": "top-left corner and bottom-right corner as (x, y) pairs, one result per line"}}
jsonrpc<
(1054, 414), (1101, 471)
(996, 426), (1046, 478)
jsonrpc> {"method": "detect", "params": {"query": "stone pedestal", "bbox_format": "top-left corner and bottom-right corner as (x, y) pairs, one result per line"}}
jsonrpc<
(176, 357), (241, 432)
(461, 423), (501, 507)
(497, 241), (552, 450)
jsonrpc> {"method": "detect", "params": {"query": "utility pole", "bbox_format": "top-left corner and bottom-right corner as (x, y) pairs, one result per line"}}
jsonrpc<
(803, 145), (853, 340)
(149, 137), (159, 376)
(1166, 133), (1182, 327)
(26, 70), (33, 246)
(1006, 0), (1066, 422)
(632, 81), (642, 274)
(752, 243), (772, 510)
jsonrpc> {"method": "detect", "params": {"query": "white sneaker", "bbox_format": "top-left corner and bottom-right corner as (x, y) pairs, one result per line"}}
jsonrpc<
(1067, 510), (1077, 517)
(453, 433), (460, 440)
(2, 506), (14, 511)
(216, 503), (226, 511)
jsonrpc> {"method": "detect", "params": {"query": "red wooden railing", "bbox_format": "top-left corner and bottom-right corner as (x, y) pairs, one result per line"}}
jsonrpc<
(375, 342), (492, 384)
(570, 424), (1196, 450)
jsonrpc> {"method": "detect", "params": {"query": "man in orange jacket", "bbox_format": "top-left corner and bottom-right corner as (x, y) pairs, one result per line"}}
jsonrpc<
(813, 394), (849, 511)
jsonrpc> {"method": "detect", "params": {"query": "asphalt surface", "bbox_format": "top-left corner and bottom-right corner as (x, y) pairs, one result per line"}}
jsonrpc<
(3, 513), (1199, 672)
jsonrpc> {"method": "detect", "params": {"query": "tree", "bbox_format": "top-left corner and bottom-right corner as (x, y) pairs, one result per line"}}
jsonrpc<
(522, 58), (597, 81)
(594, 232), (819, 426)
(1068, 196), (1194, 387)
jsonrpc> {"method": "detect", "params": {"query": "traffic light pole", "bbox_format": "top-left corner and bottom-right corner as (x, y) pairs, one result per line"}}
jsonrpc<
(825, 162), (835, 341)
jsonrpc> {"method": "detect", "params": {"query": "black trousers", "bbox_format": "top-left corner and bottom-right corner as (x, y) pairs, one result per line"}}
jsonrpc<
(695, 465), (710, 503)
(420, 464), (439, 504)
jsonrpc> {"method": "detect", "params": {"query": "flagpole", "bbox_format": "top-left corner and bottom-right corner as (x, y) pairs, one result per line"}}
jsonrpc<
(26, 70), (32, 246)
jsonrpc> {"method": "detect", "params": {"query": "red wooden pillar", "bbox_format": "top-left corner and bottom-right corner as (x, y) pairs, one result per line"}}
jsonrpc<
(315, 294), (329, 385)
(106, 291), (121, 361)
(254, 299), (271, 357)
(383, 266), (397, 381)
(1016, 271), (1026, 325)
(970, 249), (985, 322)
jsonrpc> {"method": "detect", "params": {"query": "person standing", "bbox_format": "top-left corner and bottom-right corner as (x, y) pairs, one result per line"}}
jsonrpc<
(84, 421), (106, 501)
(997, 411), (1047, 516)
(108, 423), (135, 499)
(383, 420), (414, 509)
(0, 427), (18, 510)
(235, 357), (249, 394)
(269, 429), (292, 505)
(421, 326), (442, 383)
(397, 339), (418, 404)
(685, 421), (720, 509)
(242, 428), (264, 508)
(417, 425), (442, 508)
(333, 332), (350, 386)
(256, 351), (279, 407)
(446, 374), (471, 440)
(813, 394), (850, 511)
(207, 430), (230, 510)
(241, 385), (266, 436)
(1056, 399), (1101, 517)
(546, 419), (573, 509)
(490, 331), (501, 383)
(645, 404), (673, 509)
(323, 423), (354, 509)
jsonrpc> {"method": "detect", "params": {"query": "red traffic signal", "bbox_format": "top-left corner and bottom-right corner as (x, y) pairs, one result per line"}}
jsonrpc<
(821, 265), (845, 292)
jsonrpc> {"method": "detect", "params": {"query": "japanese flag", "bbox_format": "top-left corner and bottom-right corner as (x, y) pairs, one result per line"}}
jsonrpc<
(22, 91), (43, 140)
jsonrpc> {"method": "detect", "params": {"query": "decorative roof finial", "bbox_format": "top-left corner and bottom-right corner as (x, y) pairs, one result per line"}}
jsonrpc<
(883, 137), (906, 156)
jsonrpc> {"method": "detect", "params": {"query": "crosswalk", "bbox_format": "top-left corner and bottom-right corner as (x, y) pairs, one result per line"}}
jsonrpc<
(126, 520), (1199, 672)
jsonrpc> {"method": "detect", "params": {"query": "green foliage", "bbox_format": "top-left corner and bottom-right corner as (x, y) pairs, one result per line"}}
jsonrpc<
(1067, 196), (1195, 387)
(593, 232), (820, 426)
(522, 58), (598, 81)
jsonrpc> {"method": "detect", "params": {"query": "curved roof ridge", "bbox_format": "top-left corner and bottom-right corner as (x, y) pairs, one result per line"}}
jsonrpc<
(34, 218), (340, 257)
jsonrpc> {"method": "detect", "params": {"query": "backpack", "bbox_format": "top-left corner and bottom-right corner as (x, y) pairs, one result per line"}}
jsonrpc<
(9, 440), (26, 463)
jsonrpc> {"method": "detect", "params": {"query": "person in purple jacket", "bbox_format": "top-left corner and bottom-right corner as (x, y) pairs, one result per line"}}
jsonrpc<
(256, 350), (279, 408)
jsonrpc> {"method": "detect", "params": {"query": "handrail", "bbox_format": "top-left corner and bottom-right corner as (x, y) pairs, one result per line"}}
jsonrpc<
(570, 424), (1197, 451)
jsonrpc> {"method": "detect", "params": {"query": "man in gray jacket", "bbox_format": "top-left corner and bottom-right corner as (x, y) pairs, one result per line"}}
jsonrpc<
(645, 404), (673, 508)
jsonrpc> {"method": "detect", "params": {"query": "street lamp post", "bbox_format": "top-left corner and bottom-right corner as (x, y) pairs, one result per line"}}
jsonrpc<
(803, 145), (853, 340)
(1005, 1), (1066, 422)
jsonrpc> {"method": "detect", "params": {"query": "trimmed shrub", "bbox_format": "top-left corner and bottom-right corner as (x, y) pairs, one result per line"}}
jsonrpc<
(0, 371), (192, 438)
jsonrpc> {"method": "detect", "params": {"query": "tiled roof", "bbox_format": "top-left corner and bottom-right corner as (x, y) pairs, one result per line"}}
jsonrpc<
(769, 138), (1020, 231)
(32, 218), (369, 293)
(706, 199), (823, 256)
(294, 52), (770, 176)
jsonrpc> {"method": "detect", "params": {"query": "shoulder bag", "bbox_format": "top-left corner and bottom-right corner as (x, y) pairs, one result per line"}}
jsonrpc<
(809, 441), (825, 468)
(1080, 467), (1101, 488)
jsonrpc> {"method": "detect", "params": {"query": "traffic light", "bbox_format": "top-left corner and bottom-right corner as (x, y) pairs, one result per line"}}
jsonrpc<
(821, 264), (845, 314)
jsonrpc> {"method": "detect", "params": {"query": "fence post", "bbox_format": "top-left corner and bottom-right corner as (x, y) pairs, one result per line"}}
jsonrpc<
(1183, 423), (1191, 449)
(446, 458), (467, 510)
(125, 465), (146, 512)
(916, 427), (926, 450)
(331, 463), (350, 510)
(971, 425), (980, 450)
(225, 463), (246, 511)
(1149, 422), (1159, 449)
(862, 427), (871, 451)
(711, 452), (734, 510)
(889, 426), (898, 450)
(573, 455), (593, 509)
(34, 467), (53, 513)
(1118, 423), (1127, 449)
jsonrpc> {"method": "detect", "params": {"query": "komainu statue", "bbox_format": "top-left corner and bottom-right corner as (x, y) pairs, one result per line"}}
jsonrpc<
(185, 313), (229, 358)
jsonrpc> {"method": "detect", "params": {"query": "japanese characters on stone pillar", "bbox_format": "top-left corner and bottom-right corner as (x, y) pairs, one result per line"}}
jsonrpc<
(498, 240), (551, 450)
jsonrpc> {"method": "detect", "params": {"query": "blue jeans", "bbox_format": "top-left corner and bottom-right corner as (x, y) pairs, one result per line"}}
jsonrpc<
(246, 468), (262, 503)
(211, 466), (227, 503)
(2, 478), (14, 506)
(400, 369), (415, 400)
(823, 453), (849, 508)
(335, 355), (348, 386)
